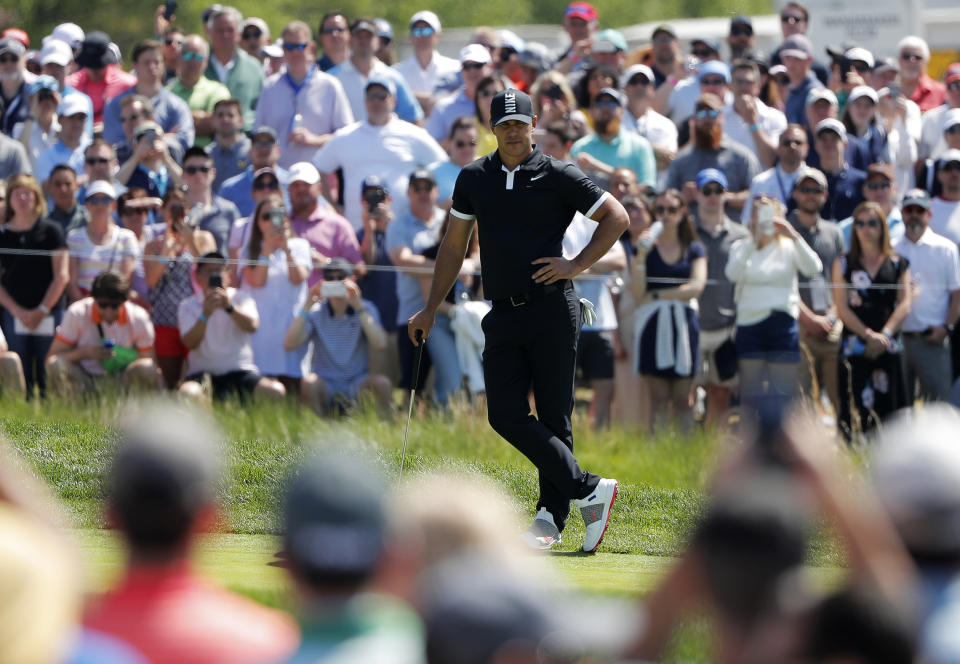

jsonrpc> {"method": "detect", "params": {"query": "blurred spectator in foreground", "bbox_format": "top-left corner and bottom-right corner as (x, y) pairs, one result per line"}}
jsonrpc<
(45, 271), (159, 397)
(630, 188), (706, 433)
(84, 402), (299, 663)
(725, 196), (821, 405)
(281, 450), (424, 663)
(283, 260), (391, 415)
(896, 35), (945, 112)
(832, 201), (911, 440)
(240, 195), (312, 396)
(893, 189), (960, 402)
(178, 252), (286, 402)
(472, 75), (505, 158)
(694, 169), (749, 428)
(0, 173), (69, 396)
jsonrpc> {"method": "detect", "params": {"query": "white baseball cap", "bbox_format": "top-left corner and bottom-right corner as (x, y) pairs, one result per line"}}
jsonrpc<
(40, 39), (73, 67)
(459, 43), (491, 65)
(847, 85), (878, 105)
(815, 117), (847, 141)
(50, 23), (84, 49)
(86, 180), (116, 200)
(288, 162), (320, 185)
(844, 47), (875, 68)
(622, 64), (655, 87)
(943, 108), (960, 133)
(409, 10), (441, 32)
(58, 94), (89, 118)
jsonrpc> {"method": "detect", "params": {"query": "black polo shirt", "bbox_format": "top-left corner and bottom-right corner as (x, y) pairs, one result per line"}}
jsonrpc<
(450, 148), (608, 300)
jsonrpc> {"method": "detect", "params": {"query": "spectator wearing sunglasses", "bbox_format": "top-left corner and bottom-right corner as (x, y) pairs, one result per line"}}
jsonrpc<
(394, 11), (460, 115)
(743, 124), (808, 222)
(219, 125), (289, 217)
(665, 94), (761, 219)
(227, 167), (283, 278)
(570, 88), (655, 191)
(838, 163), (905, 248)
(787, 167), (846, 412)
(432, 116), (479, 208)
(180, 147), (240, 254)
(896, 35), (945, 113)
(656, 38), (729, 125)
(159, 26), (184, 84)
(166, 34), (231, 148)
(768, 2), (829, 86)
(203, 6), (264, 130)
(621, 64), (677, 188)
(254, 20), (354, 170)
(723, 59), (787, 170)
(77, 139), (125, 205)
(831, 201), (912, 438)
(917, 109), (960, 198)
(46, 271), (159, 397)
(727, 15), (755, 62)
(918, 64), (960, 163)
(928, 150), (960, 246)
(317, 12), (350, 72)
(239, 17), (270, 63)
(425, 44), (494, 143)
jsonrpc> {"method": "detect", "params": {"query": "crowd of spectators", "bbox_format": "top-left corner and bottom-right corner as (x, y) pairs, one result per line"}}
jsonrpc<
(0, 3), (959, 440)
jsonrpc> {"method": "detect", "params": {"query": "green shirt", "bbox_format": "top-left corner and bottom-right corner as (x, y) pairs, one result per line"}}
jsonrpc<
(167, 76), (231, 147)
(205, 49), (264, 130)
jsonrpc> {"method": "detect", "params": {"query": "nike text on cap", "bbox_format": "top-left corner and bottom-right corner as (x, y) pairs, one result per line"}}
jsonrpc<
(491, 89), (535, 127)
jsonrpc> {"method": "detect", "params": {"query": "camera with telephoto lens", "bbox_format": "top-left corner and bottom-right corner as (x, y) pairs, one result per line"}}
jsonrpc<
(363, 187), (388, 214)
(268, 207), (285, 230)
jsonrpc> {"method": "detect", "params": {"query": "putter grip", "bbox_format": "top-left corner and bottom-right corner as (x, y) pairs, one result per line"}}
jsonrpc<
(410, 329), (425, 391)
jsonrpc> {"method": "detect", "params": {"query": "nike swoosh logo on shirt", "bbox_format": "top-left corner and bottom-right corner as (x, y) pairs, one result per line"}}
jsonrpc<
(530, 173), (547, 181)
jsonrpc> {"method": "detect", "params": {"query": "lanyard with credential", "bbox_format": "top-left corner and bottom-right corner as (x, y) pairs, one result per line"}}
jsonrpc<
(284, 66), (316, 136)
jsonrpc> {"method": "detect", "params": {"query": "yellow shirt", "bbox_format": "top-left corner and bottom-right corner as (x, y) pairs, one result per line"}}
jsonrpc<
(477, 124), (499, 157)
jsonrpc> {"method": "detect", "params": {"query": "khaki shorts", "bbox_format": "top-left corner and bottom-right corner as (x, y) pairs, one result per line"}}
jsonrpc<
(698, 327), (738, 388)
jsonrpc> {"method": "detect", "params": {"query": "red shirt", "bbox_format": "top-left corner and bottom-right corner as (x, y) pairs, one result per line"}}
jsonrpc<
(83, 559), (299, 664)
(909, 73), (948, 113)
(66, 65), (137, 123)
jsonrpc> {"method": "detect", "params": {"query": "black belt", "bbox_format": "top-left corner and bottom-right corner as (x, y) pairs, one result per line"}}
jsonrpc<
(901, 330), (928, 337)
(491, 280), (571, 309)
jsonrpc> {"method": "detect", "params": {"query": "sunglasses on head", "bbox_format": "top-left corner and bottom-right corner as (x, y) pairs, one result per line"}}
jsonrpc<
(700, 185), (724, 196)
(96, 300), (123, 310)
(853, 218), (880, 228)
(283, 42), (308, 51)
(184, 165), (211, 174)
(411, 26), (436, 38)
(655, 205), (680, 215)
(462, 62), (485, 71)
(181, 51), (204, 61)
(695, 108), (720, 119)
(781, 14), (804, 23)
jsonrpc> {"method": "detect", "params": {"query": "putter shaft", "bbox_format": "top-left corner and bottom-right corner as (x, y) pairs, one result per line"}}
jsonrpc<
(397, 330), (424, 486)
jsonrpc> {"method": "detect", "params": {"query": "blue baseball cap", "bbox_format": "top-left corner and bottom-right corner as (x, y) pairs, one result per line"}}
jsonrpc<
(698, 60), (731, 83)
(365, 76), (396, 97)
(27, 75), (59, 97)
(696, 168), (728, 189)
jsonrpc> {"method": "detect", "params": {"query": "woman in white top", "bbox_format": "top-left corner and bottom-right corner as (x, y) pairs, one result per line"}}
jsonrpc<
(725, 196), (822, 404)
(240, 194), (312, 394)
(66, 181), (138, 302)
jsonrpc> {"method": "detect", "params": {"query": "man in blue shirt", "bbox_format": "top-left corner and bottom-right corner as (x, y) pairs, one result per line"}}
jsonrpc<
(217, 126), (289, 217)
(781, 34), (823, 126)
(813, 118), (866, 221)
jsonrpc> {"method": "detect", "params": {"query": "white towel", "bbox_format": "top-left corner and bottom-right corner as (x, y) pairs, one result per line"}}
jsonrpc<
(632, 299), (697, 376)
(450, 301), (490, 394)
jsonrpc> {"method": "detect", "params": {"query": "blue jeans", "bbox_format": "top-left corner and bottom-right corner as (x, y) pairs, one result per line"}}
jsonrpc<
(426, 314), (462, 406)
(1, 308), (63, 395)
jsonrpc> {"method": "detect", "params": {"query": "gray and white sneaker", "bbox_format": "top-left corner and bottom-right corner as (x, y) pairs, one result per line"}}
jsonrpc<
(520, 507), (562, 550)
(573, 478), (618, 553)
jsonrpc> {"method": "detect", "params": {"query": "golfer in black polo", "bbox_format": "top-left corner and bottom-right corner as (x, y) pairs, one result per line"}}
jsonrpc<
(408, 90), (629, 552)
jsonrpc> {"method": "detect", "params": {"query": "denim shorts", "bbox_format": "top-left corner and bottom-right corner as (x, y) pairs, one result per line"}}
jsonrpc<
(735, 311), (800, 363)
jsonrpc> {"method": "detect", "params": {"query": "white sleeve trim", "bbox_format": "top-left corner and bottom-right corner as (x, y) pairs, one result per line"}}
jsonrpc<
(584, 191), (611, 219)
(450, 208), (476, 221)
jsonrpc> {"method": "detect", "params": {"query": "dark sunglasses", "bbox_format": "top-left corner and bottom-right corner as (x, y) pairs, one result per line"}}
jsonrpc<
(454, 140), (477, 148)
(780, 138), (805, 147)
(184, 165), (211, 174)
(252, 140), (275, 149)
(96, 300), (124, 310)
(795, 185), (825, 194)
(253, 180), (279, 191)
(242, 30), (262, 39)
(733, 77), (756, 86)
(321, 26), (347, 35)
(85, 157), (110, 165)
(181, 52), (204, 62)
(691, 49), (714, 58)
(122, 207), (149, 215)
(700, 185), (725, 196)
(850, 62), (870, 73)
(283, 42), (308, 52)
(164, 38), (181, 46)
(259, 212), (285, 221)
(655, 205), (680, 215)
(947, 125), (960, 134)
(700, 77), (727, 86)
(86, 196), (113, 205)
(902, 205), (928, 214)
(462, 62), (485, 71)
(730, 27), (753, 36)
(627, 76), (650, 86)
(594, 100), (620, 110)
(365, 90), (389, 100)
(853, 218), (880, 228)
(774, 76), (790, 86)
(865, 181), (891, 190)
(781, 14), (804, 24)
(411, 183), (435, 193)
(0, 54), (19, 64)
(542, 85), (566, 99)
(899, 52), (923, 62)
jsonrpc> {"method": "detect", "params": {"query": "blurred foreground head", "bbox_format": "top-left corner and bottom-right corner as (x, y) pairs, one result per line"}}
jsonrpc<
(283, 449), (387, 594)
(108, 403), (222, 559)
(872, 405), (960, 566)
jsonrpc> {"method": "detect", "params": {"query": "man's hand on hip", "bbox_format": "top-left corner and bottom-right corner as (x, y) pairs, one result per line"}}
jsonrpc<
(531, 256), (582, 284)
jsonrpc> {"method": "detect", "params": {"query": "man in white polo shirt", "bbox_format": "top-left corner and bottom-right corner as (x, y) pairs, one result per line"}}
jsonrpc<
(894, 189), (960, 401)
(425, 44), (493, 143)
(392, 10), (459, 114)
(929, 149), (960, 245)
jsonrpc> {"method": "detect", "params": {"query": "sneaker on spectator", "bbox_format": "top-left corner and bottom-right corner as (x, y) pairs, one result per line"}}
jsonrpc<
(520, 507), (562, 550)
(574, 478), (618, 553)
